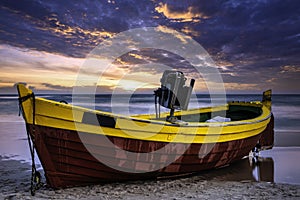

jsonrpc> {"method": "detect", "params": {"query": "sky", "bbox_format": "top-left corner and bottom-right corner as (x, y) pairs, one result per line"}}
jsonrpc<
(1, 0), (299, 94)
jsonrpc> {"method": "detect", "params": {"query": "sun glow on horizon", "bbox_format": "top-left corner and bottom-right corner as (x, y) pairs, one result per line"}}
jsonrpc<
(0, 44), (83, 92)
(1, 43), (298, 94)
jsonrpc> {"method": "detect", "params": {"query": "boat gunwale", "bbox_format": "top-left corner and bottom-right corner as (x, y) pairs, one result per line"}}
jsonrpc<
(35, 97), (271, 128)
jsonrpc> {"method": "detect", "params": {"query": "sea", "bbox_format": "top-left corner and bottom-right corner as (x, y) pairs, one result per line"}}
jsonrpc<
(0, 93), (299, 185)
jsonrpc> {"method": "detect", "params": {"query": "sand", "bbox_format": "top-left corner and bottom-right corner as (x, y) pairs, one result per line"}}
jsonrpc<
(0, 157), (299, 200)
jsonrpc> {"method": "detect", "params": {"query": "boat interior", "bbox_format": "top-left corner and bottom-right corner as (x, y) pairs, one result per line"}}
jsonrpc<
(140, 102), (263, 123)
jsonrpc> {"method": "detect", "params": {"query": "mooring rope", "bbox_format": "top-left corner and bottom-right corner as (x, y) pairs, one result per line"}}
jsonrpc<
(19, 93), (42, 195)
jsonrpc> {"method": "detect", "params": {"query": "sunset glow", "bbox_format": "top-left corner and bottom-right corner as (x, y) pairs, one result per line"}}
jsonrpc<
(1, 1), (299, 94)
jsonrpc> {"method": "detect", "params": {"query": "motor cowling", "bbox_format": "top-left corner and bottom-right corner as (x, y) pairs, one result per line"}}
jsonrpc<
(154, 70), (195, 111)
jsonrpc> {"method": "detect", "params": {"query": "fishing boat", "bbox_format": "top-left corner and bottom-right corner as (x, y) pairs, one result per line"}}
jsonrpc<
(17, 70), (274, 193)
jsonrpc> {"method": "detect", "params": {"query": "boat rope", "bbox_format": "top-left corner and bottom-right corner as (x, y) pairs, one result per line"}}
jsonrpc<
(18, 93), (42, 195)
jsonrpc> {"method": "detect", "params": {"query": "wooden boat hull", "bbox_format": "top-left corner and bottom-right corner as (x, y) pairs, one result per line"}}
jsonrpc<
(28, 115), (273, 188)
(17, 84), (274, 188)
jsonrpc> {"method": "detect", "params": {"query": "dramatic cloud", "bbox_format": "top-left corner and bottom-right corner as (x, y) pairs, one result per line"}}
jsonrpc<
(0, 0), (299, 93)
(155, 2), (209, 22)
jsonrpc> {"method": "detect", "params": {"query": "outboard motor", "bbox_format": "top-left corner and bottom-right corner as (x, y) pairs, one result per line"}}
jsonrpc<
(154, 70), (195, 123)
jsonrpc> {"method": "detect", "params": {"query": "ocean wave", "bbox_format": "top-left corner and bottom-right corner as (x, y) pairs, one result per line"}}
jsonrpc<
(272, 105), (300, 119)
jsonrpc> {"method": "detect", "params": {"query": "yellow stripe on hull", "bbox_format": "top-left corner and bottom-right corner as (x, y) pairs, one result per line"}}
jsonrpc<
(17, 84), (271, 144)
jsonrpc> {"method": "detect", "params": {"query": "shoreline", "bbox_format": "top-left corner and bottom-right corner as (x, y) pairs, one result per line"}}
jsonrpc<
(1, 156), (299, 199)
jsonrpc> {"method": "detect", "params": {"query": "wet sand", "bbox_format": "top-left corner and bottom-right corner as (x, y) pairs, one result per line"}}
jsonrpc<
(1, 156), (299, 200)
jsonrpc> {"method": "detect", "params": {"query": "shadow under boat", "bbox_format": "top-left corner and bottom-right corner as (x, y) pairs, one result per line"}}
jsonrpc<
(183, 155), (275, 183)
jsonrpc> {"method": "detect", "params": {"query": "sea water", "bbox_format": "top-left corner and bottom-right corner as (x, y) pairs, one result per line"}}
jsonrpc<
(0, 93), (299, 184)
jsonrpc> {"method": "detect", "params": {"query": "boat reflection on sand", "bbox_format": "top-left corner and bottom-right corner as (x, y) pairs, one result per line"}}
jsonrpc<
(251, 156), (274, 182)
(194, 155), (274, 183)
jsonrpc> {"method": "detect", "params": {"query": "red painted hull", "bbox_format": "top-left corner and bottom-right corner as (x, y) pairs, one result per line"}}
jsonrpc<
(28, 117), (274, 188)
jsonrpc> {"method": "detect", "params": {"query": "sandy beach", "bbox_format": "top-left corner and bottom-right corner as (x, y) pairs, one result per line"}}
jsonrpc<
(1, 95), (300, 199)
(1, 156), (299, 200)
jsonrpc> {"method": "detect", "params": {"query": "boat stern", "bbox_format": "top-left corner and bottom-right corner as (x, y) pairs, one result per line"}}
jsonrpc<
(258, 89), (274, 150)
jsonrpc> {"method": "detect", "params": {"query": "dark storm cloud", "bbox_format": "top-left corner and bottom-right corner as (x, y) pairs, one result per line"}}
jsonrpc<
(197, 0), (300, 64)
(1, 0), (299, 61)
(0, 0), (159, 58)
(1, 0), (299, 92)
(114, 49), (193, 73)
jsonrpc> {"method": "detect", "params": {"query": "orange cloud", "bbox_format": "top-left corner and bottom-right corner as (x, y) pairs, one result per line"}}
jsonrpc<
(155, 3), (209, 22)
(280, 65), (300, 73)
(181, 26), (200, 37)
(38, 16), (114, 43)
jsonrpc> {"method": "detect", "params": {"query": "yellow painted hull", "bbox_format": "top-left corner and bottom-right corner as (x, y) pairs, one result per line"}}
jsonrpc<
(18, 85), (271, 144)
